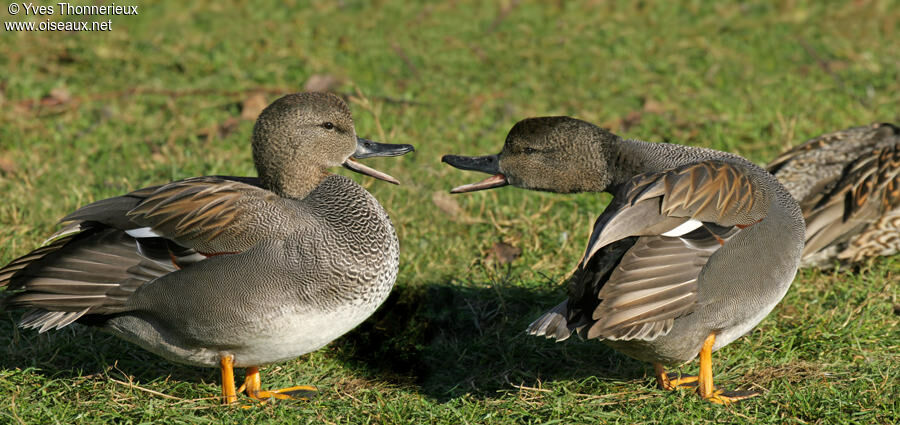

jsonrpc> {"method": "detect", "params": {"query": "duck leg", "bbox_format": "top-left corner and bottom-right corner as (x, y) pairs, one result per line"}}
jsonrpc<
(653, 363), (698, 390)
(696, 333), (759, 404)
(220, 355), (238, 404)
(238, 366), (318, 401)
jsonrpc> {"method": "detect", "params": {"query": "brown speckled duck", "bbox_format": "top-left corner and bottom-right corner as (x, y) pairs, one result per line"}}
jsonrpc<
(767, 122), (900, 268)
(0, 92), (414, 404)
(443, 117), (804, 404)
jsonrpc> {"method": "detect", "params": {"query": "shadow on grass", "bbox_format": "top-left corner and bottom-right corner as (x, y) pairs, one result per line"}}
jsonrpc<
(0, 312), (221, 389)
(0, 272), (647, 402)
(332, 273), (647, 401)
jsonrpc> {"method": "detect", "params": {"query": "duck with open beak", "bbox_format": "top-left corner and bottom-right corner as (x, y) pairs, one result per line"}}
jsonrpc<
(440, 154), (508, 193)
(345, 137), (415, 184)
(440, 117), (805, 405)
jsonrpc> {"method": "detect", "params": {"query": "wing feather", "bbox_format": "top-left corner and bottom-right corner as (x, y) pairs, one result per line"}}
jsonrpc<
(801, 143), (900, 260)
(1, 176), (287, 331)
(574, 160), (769, 342)
(0, 227), (177, 331)
(583, 160), (768, 263)
(584, 234), (721, 341)
(123, 177), (292, 253)
(768, 123), (900, 265)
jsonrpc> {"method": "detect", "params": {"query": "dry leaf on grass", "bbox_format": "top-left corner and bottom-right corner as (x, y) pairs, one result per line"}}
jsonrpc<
(642, 98), (666, 114)
(486, 241), (521, 265)
(304, 74), (342, 92)
(40, 86), (72, 107)
(0, 154), (17, 175)
(200, 92), (267, 141)
(217, 117), (241, 139)
(198, 117), (241, 142)
(432, 191), (463, 218)
(240, 92), (268, 121)
(621, 110), (643, 130)
(431, 191), (485, 224)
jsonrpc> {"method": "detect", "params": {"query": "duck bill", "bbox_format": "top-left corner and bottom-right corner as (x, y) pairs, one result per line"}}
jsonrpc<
(353, 137), (415, 159)
(448, 173), (508, 193)
(441, 154), (508, 193)
(343, 137), (415, 185)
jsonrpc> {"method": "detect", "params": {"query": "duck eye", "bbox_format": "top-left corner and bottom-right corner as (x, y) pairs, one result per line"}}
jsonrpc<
(322, 122), (335, 130)
(524, 147), (538, 154)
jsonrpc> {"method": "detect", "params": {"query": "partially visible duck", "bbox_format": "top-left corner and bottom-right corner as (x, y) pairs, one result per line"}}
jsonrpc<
(0, 92), (414, 404)
(767, 123), (900, 268)
(442, 117), (804, 404)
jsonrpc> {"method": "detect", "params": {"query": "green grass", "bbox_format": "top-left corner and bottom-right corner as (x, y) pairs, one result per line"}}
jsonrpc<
(1, 0), (899, 423)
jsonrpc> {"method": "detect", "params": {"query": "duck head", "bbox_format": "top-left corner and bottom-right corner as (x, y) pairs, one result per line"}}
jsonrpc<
(442, 117), (621, 194)
(252, 92), (414, 198)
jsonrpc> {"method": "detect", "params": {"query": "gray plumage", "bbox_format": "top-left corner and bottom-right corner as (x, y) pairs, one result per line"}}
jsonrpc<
(767, 123), (900, 267)
(1, 92), (412, 370)
(443, 117), (804, 402)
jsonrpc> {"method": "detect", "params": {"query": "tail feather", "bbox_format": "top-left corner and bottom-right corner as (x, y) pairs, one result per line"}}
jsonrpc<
(2, 226), (176, 331)
(20, 308), (90, 332)
(526, 301), (574, 342)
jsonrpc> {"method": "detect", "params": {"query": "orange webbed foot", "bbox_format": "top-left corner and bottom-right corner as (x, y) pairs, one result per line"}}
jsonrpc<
(702, 387), (760, 405)
(240, 367), (318, 403)
(695, 333), (760, 405)
(654, 363), (699, 391)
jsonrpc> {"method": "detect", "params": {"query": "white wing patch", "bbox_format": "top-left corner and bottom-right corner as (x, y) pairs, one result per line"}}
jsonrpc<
(661, 219), (703, 237)
(125, 227), (162, 238)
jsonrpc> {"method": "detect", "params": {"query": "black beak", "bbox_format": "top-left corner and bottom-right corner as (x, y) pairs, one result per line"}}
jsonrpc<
(441, 154), (509, 193)
(353, 137), (415, 159)
(343, 137), (415, 185)
(441, 154), (500, 174)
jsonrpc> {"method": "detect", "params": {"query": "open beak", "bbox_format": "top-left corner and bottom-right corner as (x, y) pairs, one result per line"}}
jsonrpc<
(343, 137), (415, 185)
(441, 154), (509, 193)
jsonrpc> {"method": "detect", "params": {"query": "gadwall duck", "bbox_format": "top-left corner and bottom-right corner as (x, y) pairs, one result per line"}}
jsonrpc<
(442, 117), (804, 404)
(0, 92), (414, 404)
(767, 123), (899, 268)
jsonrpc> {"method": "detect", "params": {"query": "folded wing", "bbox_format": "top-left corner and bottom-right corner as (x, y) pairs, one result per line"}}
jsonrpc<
(529, 160), (770, 342)
(1, 176), (295, 331)
(801, 144), (900, 261)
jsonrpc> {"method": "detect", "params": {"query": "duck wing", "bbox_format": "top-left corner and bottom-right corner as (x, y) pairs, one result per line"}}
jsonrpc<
(767, 123), (900, 265)
(61, 176), (288, 254)
(1, 227), (178, 331)
(0, 176), (296, 331)
(529, 160), (771, 342)
(801, 143), (900, 261)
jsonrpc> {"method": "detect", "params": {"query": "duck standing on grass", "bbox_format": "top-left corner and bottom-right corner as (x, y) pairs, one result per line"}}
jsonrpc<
(767, 122), (900, 268)
(0, 92), (414, 404)
(442, 117), (804, 404)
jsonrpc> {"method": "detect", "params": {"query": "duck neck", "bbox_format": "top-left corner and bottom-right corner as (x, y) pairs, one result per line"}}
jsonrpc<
(258, 164), (330, 199)
(604, 138), (729, 192)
